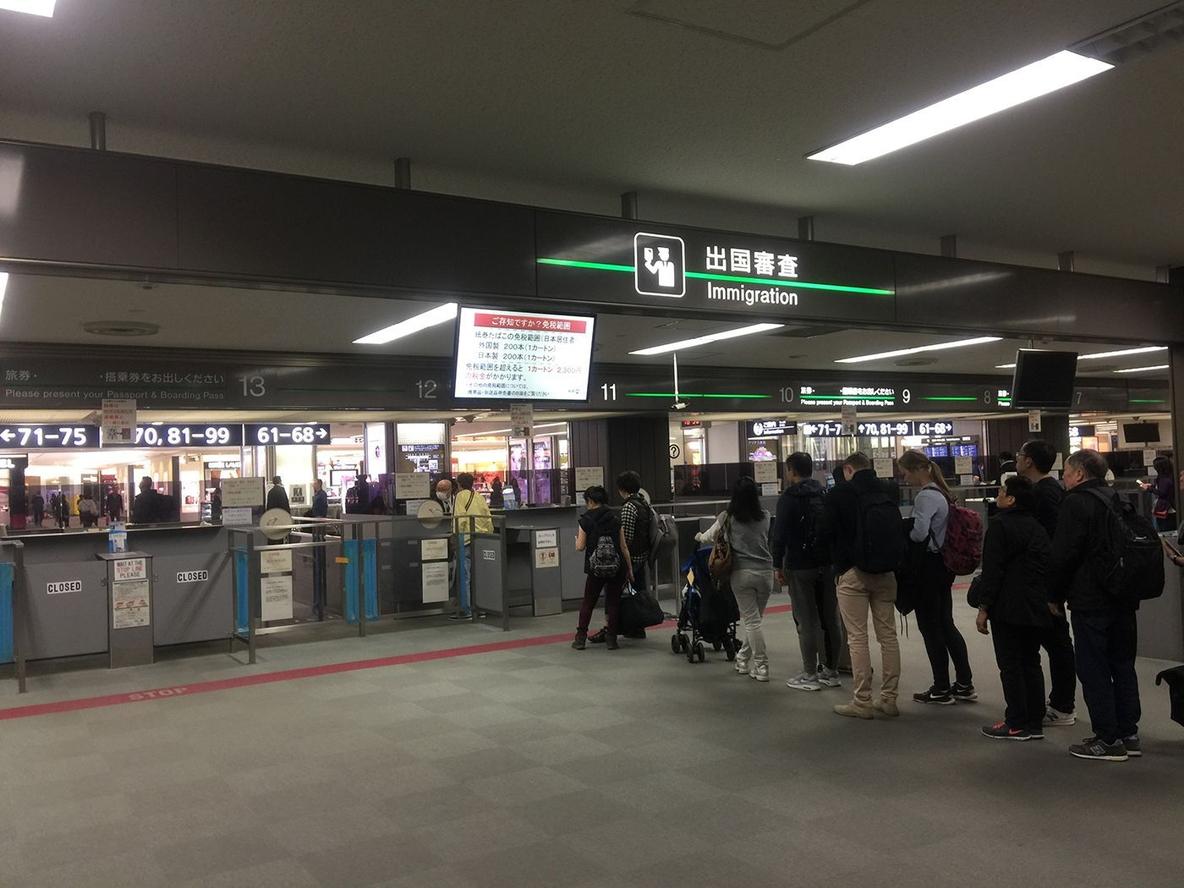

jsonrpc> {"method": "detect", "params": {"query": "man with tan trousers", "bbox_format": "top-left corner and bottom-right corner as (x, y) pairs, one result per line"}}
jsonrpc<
(818, 452), (905, 719)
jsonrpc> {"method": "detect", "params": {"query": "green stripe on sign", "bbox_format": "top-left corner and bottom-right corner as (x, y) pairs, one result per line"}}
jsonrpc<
(536, 258), (894, 296)
(536, 258), (634, 273)
(624, 392), (770, 399)
(924, 396), (978, 402)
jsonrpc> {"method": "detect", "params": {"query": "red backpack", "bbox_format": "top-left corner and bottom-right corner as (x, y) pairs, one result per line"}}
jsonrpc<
(941, 499), (984, 575)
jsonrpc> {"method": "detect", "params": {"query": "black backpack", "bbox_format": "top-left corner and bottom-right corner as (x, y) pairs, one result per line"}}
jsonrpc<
(1085, 487), (1164, 604)
(627, 496), (654, 555)
(853, 484), (906, 574)
(793, 489), (828, 566)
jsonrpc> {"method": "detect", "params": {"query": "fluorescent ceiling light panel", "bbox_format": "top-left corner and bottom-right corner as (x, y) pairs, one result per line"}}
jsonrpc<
(995, 363), (1017, 369)
(455, 422), (567, 438)
(835, 336), (1002, 364)
(0, 272), (7, 322)
(808, 50), (1113, 165)
(629, 323), (784, 356)
(1078, 346), (1167, 360)
(353, 302), (458, 345)
(0, 1), (57, 16)
(1114, 364), (1169, 374)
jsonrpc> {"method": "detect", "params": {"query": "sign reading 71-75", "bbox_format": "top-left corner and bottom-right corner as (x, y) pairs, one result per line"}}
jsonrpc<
(0, 424), (100, 448)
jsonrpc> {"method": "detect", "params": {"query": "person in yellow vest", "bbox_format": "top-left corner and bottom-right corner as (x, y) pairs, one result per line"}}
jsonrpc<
(453, 473), (493, 535)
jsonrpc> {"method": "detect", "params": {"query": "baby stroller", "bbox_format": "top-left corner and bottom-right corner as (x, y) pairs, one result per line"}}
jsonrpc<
(671, 546), (740, 663)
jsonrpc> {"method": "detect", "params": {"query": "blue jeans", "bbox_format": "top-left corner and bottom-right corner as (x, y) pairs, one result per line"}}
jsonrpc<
(1071, 607), (1140, 743)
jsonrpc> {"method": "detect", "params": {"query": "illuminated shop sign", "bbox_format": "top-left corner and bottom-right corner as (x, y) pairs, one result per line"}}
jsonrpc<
(798, 419), (955, 438)
(135, 424), (243, 447)
(0, 424), (99, 448)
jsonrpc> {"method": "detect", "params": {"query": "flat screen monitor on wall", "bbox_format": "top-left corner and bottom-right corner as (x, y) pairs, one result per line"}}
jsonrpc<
(1010, 349), (1078, 409)
(1122, 422), (1161, 444)
(453, 306), (596, 402)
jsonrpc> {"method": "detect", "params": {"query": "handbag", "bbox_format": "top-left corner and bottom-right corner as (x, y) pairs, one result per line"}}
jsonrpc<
(620, 585), (665, 634)
(708, 516), (734, 581)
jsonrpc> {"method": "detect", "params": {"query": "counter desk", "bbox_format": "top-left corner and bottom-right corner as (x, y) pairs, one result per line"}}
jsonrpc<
(12, 523), (233, 661)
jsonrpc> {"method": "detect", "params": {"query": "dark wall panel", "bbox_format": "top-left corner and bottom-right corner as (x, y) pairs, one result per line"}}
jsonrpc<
(896, 254), (1184, 342)
(568, 415), (670, 504)
(176, 166), (536, 296)
(0, 143), (178, 268)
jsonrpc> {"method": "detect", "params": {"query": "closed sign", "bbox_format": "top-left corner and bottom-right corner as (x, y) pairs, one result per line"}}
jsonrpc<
(177, 570), (209, 584)
(47, 580), (82, 595)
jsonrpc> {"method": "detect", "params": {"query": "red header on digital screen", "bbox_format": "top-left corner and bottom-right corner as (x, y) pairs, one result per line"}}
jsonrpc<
(472, 313), (588, 334)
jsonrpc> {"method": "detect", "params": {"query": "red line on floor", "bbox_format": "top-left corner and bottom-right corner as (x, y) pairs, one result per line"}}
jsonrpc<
(0, 586), (966, 722)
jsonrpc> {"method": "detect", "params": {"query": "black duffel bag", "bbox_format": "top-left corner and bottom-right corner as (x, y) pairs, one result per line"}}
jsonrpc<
(620, 585), (665, 635)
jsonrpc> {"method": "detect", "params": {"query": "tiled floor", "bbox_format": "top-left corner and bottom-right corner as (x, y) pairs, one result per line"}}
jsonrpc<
(2, 598), (1183, 887)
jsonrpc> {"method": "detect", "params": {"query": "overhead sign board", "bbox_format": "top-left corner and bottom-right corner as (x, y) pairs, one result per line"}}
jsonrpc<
(747, 419), (797, 438)
(135, 424), (243, 447)
(0, 424), (99, 448)
(243, 423), (330, 446)
(536, 212), (896, 324)
(453, 307), (596, 402)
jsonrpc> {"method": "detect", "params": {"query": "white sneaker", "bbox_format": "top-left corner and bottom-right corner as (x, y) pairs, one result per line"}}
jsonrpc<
(734, 657), (750, 675)
(1044, 707), (1077, 727)
(785, 672), (824, 692)
(750, 663), (770, 682)
(817, 668), (842, 688)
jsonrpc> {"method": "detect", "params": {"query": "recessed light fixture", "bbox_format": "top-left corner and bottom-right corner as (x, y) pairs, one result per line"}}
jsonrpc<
(629, 323), (784, 356)
(0, 0), (57, 16)
(807, 50), (1113, 165)
(1079, 345), (1167, 360)
(835, 336), (1002, 364)
(1114, 364), (1169, 374)
(354, 302), (458, 345)
(455, 422), (567, 439)
(995, 363), (1017, 369)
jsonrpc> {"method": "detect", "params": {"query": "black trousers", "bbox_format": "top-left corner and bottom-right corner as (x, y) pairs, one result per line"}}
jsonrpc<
(1072, 608), (1141, 744)
(1040, 612), (1077, 713)
(992, 622), (1046, 733)
(913, 552), (973, 689)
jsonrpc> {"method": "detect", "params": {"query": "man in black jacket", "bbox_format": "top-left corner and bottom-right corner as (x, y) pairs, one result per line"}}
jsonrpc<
(773, 452), (841, 691)
(975, 476), (1052, 741)
(818, 452), (901, 720)
(1048, 449), (1141, 762)
(266, 476), (291, 513)
(1017, 439), (1077, 727)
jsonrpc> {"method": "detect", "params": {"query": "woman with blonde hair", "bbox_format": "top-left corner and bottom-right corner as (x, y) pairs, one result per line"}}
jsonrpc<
(899, 450), (975, 706)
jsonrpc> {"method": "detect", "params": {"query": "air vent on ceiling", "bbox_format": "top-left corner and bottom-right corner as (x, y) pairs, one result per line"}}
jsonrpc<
(82, 320), (160, 337)
(1074, 2), (1184, 64)
(896, 357), (938, 367)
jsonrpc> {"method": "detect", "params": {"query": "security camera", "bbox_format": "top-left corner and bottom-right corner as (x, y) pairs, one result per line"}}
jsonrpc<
(672, 401), (688, 411)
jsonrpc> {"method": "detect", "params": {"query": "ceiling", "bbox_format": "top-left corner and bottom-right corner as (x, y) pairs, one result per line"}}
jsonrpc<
(0, 272), (1169, 380)
(0, 1), (1182, 267)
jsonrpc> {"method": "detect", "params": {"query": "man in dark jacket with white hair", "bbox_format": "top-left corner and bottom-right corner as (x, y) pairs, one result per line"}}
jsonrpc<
(1048, 449), (1141, 763)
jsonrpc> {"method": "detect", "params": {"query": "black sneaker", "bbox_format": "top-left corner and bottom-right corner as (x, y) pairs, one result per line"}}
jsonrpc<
(913, 687), (955, 706)
(1069, 737), (1128, 762)
(605, 634), (619, 651)
(952, 683), (978, 702)
(981, 721), (1033, 741)
(588, 628), (607, 644)
(571, 632), (587, 651)
(1122, 735), (1142, 757)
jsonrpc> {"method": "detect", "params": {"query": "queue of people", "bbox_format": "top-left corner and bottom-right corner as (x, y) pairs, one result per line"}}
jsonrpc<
(570, 442), (1158, 763)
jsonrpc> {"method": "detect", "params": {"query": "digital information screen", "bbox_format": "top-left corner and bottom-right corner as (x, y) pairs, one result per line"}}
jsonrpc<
(0, 424), (100, 448)
(454, 307), (596, 401)
(243, 423), (331, 446)
(134, 424), (244, 447)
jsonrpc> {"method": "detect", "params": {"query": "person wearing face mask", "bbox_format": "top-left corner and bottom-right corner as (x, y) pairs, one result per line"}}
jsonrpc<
(974, 476), (1052, 741)
(1049, 449), (1143, 763)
